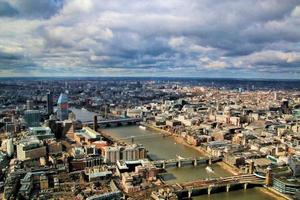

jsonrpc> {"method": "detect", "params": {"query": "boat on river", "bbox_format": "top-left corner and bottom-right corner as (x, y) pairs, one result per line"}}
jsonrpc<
(139, 125), (147, 130)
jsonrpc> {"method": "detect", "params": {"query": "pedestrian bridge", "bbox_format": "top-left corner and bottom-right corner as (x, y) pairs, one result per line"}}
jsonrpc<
(83, 117), (142, 127)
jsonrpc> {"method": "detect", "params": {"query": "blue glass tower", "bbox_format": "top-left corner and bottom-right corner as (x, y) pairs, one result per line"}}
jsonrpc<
(57, 93), (69, 121)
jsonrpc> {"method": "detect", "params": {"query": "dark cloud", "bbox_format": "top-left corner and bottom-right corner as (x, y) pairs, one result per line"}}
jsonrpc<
(0, 1), (18, 17)
(0, 0), (300, 78)
(0, 0), (64, 19)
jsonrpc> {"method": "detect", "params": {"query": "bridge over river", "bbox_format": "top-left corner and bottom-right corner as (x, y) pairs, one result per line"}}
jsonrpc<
(83, 117), (142, 128)
(175, 174), (265, 198)
(151, 155), (221, 169)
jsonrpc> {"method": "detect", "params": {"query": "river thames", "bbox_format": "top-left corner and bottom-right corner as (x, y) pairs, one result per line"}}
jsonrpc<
(71, 108), (278, 199)
(105, 126), (277, 200)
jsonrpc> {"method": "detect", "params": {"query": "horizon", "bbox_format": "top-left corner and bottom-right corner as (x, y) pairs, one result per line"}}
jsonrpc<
(1, 76), (300, 81)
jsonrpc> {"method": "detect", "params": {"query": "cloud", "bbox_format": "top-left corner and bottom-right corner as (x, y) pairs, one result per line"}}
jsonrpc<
(0, 0), (300, 78)
(8, 0), (64, 19)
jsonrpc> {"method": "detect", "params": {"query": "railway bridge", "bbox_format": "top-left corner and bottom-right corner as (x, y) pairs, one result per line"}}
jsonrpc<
(176, 174), (265, 198)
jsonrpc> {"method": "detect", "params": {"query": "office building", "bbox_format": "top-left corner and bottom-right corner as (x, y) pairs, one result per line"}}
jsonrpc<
(46, 91), (53, 115)
(26, 100), (33, 110)
(57, 93), (69, 121)
(24, 110), (40, 127)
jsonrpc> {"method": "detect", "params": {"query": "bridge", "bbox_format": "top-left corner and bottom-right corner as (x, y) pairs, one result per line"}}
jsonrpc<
(113, 133), (171, 144)
(151, 155), (221, 169)
(175, 174), (265, 198)
(83, 117), (142, 128)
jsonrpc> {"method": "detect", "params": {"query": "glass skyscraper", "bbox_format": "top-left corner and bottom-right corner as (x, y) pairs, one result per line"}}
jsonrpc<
(57, 93), (69, 121)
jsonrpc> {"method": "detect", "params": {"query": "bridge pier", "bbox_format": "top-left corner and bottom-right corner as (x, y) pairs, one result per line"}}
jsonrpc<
(208, 157), (212, 165)
(178, 160), (181, 168)
(244, 183), (248, 190)
(226, 184), (230, 192)
(188, 188), (192, 198)
(162, 161), (166, 169)
(208, 186), (212, 195)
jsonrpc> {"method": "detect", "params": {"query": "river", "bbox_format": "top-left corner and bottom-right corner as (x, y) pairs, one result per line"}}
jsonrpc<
(71, 108), (277, 199)
(105, 126), (278, 200)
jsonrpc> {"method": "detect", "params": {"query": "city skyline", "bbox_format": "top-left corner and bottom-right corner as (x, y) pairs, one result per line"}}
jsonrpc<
(0, 0), (299, 78)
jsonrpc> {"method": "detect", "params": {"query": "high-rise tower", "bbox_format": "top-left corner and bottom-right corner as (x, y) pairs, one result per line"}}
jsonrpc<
(47, 91), (53, 115)
(57, 93), (69, 121)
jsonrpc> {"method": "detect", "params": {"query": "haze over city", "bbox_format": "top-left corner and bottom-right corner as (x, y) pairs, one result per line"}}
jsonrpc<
(0, 0), (300, 78)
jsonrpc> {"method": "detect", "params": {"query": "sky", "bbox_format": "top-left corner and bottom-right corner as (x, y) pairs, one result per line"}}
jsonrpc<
(0, 0), (300, 78)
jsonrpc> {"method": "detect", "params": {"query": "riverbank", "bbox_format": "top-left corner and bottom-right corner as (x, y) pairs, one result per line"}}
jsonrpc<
(258, 187), (292, 200)
(104, 125), (282, 200)
(144, 124), (295, 200)
(145, 123), (240, 176)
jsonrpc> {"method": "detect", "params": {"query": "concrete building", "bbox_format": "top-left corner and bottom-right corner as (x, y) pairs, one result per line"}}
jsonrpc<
(103, 146), (121, 163)
(74, 127), (102, 145)
(103, 144), (147, 163)
(121, 144), (147, 161)
(17, 136), (46, 161)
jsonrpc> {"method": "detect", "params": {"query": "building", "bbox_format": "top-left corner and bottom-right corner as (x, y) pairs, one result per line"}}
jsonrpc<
(16, 136), (46, 161)
(87, 171), (112, 182)
(28, 127), (55, 139)
(103, 146), (121, 164)
(74, 127), (102, 145)
(121, 144), (147, 161)
(289, 156), (300, 177)
(273, 177), (300, 195)
(70, 147), (102, 171)
(19, 172), (33, 199)
(102, 144), (147, 163)
(86, 191), (122, 200)
(47, 140), (62, 155)
(40, 174), (49, 190)
(24, 110), (40, 127)
(46, 91), (53, 115)
(57, 93), (69, 121)
(26, 100), (33, 110)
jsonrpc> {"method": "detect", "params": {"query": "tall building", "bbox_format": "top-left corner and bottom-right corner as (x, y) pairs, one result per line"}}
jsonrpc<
(24, 110), (40, 127)
(281, 99), (290, 114)
(47, 91), (53, 115)
(57, 93), (69, 121)
(26, 100), (33, 110)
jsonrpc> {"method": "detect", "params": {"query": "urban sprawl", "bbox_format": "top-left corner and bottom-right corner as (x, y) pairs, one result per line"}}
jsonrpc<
(0, 78), (300, 200)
